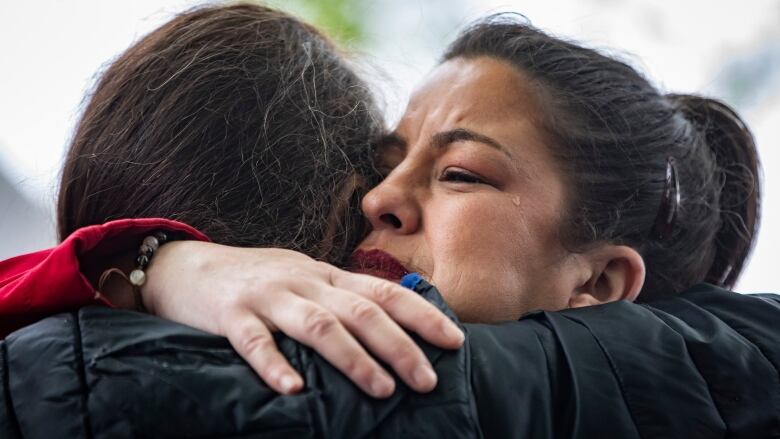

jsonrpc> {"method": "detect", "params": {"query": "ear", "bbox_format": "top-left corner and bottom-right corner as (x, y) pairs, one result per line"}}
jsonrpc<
(569, 245), (646, 308)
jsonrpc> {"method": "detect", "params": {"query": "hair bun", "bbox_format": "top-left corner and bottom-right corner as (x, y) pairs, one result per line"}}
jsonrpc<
(667, 94), (761, 288)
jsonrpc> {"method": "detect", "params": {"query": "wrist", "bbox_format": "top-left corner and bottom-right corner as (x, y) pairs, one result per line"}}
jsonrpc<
(142, 240), (196, 316)
(96, 231), (176, 314)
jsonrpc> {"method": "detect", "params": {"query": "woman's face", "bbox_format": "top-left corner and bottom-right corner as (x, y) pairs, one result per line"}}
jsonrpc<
(351, 56), (588, 323)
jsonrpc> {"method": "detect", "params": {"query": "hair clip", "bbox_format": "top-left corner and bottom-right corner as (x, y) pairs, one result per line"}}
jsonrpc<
(651, 157), (680, 241)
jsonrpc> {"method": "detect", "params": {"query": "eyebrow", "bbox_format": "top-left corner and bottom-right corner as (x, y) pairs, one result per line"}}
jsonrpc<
(431, 128), (512, 158)
(375, 128), (512, 158)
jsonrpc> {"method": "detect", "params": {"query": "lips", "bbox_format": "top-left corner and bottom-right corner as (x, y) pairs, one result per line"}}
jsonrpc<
(348, 249), (410, 282)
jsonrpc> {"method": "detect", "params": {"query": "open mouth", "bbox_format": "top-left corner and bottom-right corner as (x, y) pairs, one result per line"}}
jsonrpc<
(347, 249), (410, 282)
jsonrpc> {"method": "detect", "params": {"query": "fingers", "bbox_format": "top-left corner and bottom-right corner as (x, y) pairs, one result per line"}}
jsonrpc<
(330, 270), (465, 349)
(224, 309), (303, 395)
(261, 293), (397, 398)
(312, 286), (439, 393)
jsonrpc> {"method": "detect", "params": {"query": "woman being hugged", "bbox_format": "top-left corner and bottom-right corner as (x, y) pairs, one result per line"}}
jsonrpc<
(365, 15), (761, 315)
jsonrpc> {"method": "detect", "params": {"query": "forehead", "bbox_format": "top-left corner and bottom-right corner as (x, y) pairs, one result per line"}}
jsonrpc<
(400, 56), (543, 130)
(394, 56), (555, 180)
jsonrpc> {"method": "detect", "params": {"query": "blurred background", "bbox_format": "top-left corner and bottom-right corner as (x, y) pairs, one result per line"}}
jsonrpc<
(1, 0), (778, 292)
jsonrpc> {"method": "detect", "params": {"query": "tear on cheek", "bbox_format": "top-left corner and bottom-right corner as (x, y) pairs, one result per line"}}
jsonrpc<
(512, 195), (521, 206)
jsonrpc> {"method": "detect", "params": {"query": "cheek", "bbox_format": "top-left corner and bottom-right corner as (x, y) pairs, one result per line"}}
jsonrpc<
(427, 198), (530, 321)
(431, 197), (521, 266)
(428, 194), (570, 321)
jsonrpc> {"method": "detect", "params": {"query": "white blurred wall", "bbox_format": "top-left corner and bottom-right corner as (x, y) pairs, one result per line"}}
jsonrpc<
(0, 148), (54, 256)
(1, 0), (778, 292)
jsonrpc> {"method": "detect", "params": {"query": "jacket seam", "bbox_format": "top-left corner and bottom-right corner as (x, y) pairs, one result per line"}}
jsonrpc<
(72, 312), (94, 439)
(463, 329), (484, 439)
(298, 343), (324, 438)
(1, 342), (23, 438)
(642, 305), (728, 430)
(560, 314), (644, 439)
(534, 328), (562, 438)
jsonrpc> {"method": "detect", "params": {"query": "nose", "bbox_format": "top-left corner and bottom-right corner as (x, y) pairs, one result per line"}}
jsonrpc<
(361, 172), (421, 235)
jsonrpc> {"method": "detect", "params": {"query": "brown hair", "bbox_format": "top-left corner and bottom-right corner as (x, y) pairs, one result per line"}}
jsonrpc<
(445, 15), (761, 300)
(57, 3), (383, 265)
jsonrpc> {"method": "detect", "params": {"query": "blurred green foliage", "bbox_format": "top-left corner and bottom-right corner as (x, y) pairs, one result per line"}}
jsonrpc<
(265, 0), (369, 46)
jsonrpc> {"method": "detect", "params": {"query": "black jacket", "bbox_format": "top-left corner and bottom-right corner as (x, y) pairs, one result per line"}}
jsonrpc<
(2, 281), (779, 438)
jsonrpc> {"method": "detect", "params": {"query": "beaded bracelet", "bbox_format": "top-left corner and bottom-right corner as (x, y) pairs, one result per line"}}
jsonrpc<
(97, 230), (171, 312)
(129, 231), (169, 287)
(127, 231), (170, 311)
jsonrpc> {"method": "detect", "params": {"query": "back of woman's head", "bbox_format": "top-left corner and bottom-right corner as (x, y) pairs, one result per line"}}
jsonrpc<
(444, 15), (760, 300)
(58, 3), (382, 265)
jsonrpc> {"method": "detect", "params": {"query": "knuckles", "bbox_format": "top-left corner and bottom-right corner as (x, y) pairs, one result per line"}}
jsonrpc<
(369, 281), (400, 306)
(234, 327), (275, 357)
(388, 339), (421, 365)
(343, 357), (376, 384)
(350, 300), (383, 323)
(302, 308), (339, 338)
(418, 309), (447, 333)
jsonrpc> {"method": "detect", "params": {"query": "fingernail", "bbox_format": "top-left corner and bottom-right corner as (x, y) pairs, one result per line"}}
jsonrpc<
(412, 364), (437, 390)
(370, 374), (394, 397)
(443, 321), (465, 344)
(280, 374), (298, 394)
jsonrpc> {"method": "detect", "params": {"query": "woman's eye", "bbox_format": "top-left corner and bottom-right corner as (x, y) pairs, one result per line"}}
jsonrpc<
(441, 169), (484, 184)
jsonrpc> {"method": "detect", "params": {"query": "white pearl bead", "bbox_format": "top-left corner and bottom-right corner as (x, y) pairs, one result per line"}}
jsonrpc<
(129, 269), (146, 286)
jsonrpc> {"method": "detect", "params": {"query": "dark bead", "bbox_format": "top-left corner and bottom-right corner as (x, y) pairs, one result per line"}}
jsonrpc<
(154, 231), (168, 243)
(139, 244), (154, 257)
(136, 254), (150, 268)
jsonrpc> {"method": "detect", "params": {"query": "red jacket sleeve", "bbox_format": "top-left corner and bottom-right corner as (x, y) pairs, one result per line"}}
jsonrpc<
(0, 218), (209, 338)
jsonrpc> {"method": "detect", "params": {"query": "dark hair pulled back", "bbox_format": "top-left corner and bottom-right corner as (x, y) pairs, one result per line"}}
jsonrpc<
(57, 4), (383, 265)
(444, 15), (760, 300)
